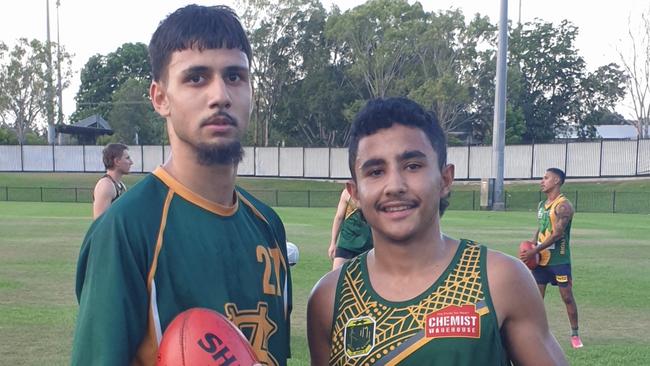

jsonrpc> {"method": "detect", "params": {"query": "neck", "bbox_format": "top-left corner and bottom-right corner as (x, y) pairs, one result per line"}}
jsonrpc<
(370, 221), (451, 275)
(163, 147), (238, 206)
(546, 189), (561, 202)
(106, 169), (122, 182)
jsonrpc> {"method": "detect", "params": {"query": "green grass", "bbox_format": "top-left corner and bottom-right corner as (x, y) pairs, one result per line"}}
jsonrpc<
(1, 200), (649, 365)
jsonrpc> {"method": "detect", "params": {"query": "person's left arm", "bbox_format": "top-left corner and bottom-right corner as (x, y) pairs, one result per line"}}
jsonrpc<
(489, 251), (568, 365)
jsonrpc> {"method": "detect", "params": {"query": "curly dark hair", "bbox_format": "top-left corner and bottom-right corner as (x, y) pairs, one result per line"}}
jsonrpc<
(348, 97), (450, 216)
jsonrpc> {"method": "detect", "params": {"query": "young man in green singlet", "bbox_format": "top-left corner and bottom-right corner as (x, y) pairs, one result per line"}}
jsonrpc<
(72, 5), (291, 366)
(328, 188), (374, 269)
(307, 97), (567, 365)
(520, 167), (583, 349)
(93, 143), (132, 219)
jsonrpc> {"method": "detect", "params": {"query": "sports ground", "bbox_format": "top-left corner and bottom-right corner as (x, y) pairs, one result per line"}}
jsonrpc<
(0, 177), (649, 365)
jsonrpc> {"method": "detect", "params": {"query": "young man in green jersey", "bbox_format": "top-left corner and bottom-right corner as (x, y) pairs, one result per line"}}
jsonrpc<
(72, 5), (291, 366)
(307, 98), (567, 365)
(520, 167), (583, 349)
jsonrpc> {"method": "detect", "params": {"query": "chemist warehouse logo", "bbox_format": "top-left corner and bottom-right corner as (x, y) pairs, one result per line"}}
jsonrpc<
(425, 304), (480, 339)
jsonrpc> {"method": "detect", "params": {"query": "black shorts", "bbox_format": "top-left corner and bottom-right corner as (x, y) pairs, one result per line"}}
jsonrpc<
(532, 264), (572, 287)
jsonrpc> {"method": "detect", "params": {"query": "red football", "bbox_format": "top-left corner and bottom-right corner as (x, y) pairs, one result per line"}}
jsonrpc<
(519, 240), (539, 270)
(157, 308), (258, 366)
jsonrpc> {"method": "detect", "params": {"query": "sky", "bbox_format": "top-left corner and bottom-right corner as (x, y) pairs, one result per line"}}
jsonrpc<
(0, 0), (648, 121)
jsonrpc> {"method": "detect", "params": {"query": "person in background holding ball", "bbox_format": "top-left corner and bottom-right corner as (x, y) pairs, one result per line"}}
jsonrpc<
(520, 167), (583, 349)
(72, 5), (291, 365)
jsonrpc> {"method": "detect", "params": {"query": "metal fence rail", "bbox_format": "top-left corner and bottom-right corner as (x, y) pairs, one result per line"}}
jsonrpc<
(1, 186), (647, 214)
(1, 139), (649, 180)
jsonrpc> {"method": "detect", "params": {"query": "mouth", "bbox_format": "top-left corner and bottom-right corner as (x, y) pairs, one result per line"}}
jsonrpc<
(379, 201), (418, 214)
(201, 113), (237, 128)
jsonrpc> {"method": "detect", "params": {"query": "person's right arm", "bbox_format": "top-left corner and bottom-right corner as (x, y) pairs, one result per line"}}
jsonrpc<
(328, 190), (349, 260)
(307, 269), (339, 366)
(72, 215), (150, 365)
(92, 178), (115, 219)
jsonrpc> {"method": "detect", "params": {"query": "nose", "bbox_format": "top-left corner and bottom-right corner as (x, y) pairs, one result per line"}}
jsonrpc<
(208, 77), (232, 110)
(384, 167), (407, 197)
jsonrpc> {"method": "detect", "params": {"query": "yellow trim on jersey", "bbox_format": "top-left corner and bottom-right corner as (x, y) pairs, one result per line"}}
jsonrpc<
(384, 337), (432, 366)
(132, 189), (174, 366)
(538, 194), (566, 266)
(153, 166), (238, 216)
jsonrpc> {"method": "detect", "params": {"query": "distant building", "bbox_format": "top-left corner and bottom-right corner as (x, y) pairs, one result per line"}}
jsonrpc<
(594, 125), (639, 140)
(55, 115), (113, 145)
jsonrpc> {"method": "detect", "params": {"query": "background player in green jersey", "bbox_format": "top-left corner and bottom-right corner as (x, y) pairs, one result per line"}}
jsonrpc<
(307, 97), (567, 365)
(92, 143), (132, 219)
(520, 167), (583, 349)
(328, 188), (374, 269)
(72, 5), (291, 366)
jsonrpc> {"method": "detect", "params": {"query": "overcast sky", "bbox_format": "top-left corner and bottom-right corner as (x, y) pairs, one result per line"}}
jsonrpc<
(1, 0), (648, 121)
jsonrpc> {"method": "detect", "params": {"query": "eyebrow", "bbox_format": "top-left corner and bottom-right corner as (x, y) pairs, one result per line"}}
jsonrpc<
(182, 65), (211, 77)
(359, 150), (427, 171)
(398, 150), (427, 161)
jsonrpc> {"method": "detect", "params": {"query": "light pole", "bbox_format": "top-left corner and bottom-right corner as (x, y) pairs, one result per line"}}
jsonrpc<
(45, 0), (55, 144)
(491, 0), (508, 211)
(56, 0), (63, 127)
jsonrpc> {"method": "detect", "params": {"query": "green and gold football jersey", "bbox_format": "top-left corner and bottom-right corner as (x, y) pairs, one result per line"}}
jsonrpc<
(536, 194), (572, 266)
(329, 240), (510, 366)
(72, 167), (291, 366)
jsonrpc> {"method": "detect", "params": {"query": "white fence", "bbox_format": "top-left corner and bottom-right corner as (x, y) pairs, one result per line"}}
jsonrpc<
(1, 139), (649, 179)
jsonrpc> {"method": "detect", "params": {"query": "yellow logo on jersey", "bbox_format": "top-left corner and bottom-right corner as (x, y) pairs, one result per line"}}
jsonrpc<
(344, 316), (375, 358)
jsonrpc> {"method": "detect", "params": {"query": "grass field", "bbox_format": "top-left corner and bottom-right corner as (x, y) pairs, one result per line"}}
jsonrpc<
(1, 199), (649, 365)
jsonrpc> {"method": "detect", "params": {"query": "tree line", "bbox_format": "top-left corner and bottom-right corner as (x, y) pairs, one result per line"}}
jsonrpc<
(1, 0), (647, 146)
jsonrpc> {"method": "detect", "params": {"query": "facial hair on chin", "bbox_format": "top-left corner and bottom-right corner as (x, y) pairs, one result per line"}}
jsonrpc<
(196, 141), (244, 166)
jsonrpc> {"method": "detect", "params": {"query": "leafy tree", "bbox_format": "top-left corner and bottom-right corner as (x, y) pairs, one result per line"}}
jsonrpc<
(572, 64), (627, 139)
(508, 20), (588, 142)
(106, 78), (165, 145)
(238, 0), (325, 146)
(0, 126), (18, 144)
(407, 10), (495, 134)
(72, 42), (150, 124)
(326, 0), (425, 99)
(0, 38), (72, 144)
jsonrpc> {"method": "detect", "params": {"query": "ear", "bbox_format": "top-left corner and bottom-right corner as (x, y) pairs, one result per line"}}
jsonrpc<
(150, 81), (170, 117)
(346, 179), (359, 204)
(440, 164), (455, 197)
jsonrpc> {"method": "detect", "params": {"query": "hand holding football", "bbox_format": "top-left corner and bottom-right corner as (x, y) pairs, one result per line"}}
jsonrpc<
(518, 240), (539, 270)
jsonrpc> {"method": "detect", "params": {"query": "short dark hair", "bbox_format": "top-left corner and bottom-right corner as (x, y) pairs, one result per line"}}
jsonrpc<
(148, 5), (252, 81)
(103, 143), (128, 170)
(348, 97), (450, 216)
(547, 167), (566, 185)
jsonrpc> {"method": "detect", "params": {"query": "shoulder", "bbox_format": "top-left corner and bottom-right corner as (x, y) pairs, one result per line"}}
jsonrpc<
(308, 267), (342, 327)
(556, 196), (574, 216)
(94, 176), (115, 193)
(484, 248), (540, 324)
(237, 186), (283, 223)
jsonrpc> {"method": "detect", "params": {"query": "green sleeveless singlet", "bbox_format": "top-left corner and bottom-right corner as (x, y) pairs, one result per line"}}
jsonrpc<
(329, 240), (510, 365)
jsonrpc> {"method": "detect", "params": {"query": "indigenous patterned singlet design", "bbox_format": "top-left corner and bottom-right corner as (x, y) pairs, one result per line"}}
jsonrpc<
(329, 240), (510, 366)
(536, 194), (573, 266)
